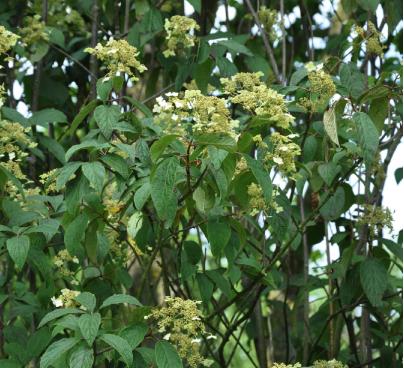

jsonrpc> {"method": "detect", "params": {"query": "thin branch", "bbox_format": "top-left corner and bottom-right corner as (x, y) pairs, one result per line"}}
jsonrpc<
(244, 0), (281, 83)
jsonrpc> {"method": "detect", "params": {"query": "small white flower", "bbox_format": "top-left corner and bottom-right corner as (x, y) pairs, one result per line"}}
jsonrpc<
(165, 92), (178, 97)
(171, 114), (179, 121)
(174, 101), (184, 108)
(191, 338), (202, 344)
(192, 316), (201, 321)
(273, 156), (284, 165)
(163, 333), (171, 340)
(206, 334), (217, 340)
(51, 297), (63, 308)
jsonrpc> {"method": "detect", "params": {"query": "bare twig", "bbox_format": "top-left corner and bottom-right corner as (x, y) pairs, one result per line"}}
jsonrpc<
(244, 0), (281, 83)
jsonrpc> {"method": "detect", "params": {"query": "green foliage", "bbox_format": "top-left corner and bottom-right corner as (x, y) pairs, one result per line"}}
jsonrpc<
(0, 0), (402, 367)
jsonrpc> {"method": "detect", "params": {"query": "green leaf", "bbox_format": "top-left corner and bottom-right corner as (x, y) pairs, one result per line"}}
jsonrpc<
(94, 105), (121, 138)
(187, 0), (201, 13)
(150, 135), (178, 162)
(64, 213), (88, 257)
(244, 155), (272, 203)
(31, 108), (67, 126)
(357, 0), (379, 12)
(123, 96), (153, 117)
(217, 39), (253, 56)
(318, 162), (341, 186)
(38, 308), (84, 328)
(155, 341), (183, 368)
(1, 106), (30, 127)
(40, 338), (79, 368)
(290, 67), (308, 86)
(23, 218), (60, 240)
(64, 100), (98, 138)
(100, 334), (133, 367)
(127, 212), (143, 239)
(56, 162), (82, 190)
(353, 112), (379, 167)
(194, 134), (237, 151)
(69, 345), (94, 368)
(78, 313), (101, 346)
(100, 294), (142, 309)
(207, 220), (231, 257)
(323, 107), (339, 146)
(96, 79), (113, 101)
(65, 140), (109, 161)
(6, 235), (30, 270)
(360, 258), (388, 307)
(134, 182), (150, 210)
(121, 323), (148, 349)
(101, 154), (129, 179)
(369, 97), (389, 133)
(82, 162), (106, 193)
(39, 136), (66, 164)
(339, 63), (365, 99)
(151, 157), (179, 225)
(320, 187), (345, 220)
(75, 292), (96, 312)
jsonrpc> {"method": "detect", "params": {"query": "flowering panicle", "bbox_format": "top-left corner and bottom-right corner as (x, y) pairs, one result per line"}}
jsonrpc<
(247, 182), (283, 215)
(357, 204), (393, 237)
(247, 183), (267, 215)
(313, 360), (348, 368)
(145, 297), (208, 367)
(0, 25), (19, 58)
(258, 6), (279, 41)
(265, 132), (301, 177)
(0, 120), (36, 180)
(355, 21), (384, 56)
(221, 72), (295, 129)
(272, 363), (301, 368)
(53, 249), (79, 279)
(153, 90), (239, 137)
(163, 16), (199, 57)
(39, 169), (58, 193)
(20, 15), (49, 47)
(51, 288), (80, 308)
(85, 38), (147, 81)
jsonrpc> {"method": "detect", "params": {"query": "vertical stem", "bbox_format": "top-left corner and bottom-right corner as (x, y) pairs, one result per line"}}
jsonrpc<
(299, 196), (310, 364)
(124, 0), (131, 35)
(280, 0), (287, 84)
(89, 0), (99, 100)
(325, 220), (335, 358)
(245, 0), (281, 83)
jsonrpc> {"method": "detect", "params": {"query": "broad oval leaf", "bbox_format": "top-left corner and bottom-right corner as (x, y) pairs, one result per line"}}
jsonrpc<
(100, 334), (133, 367)
(100, 294), (142, 309)
(155, 341), (183, 368)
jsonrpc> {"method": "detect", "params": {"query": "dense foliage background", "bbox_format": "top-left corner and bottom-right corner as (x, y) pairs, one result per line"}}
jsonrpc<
(0, 0), (402, 367)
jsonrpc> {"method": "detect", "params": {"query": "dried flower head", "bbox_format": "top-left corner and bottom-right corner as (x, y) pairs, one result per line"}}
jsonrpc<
(85, 38), (147, 81)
